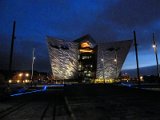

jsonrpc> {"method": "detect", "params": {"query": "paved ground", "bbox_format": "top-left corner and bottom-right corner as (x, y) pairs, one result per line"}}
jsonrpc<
(0, 84), (160, 120)
(0, 88), (70, 120)
(65, 84), (160, 120)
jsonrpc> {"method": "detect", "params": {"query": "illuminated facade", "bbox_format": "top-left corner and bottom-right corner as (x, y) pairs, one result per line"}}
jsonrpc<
(47, 37), (79, 80)
(96, 40), (132, 80)
(47, 35), (132, 82)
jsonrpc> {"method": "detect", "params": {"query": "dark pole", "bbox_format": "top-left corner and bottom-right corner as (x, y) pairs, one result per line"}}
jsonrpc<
(133, 31), (140, 87)
(9, 21), (16, 80)
(31, 48), (35, 82)
(152, 33), (159, 78)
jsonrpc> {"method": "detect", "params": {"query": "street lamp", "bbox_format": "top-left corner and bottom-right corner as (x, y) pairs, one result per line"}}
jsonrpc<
(152, 33), (159, 78)
(152, 44), (156, 48)
(19, 73), (23, 77)
(31, 48), (35, 82)
(25, 73), (29, 77)
(133, 31), (140, 87)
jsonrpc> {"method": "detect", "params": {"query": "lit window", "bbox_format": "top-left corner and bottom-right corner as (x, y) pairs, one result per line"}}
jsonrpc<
(78, 65), (82, 70)
(80, 49), (93, 53)
(86, 74), (91, 77)
(82, 56), (92, 59)
(81, 41), (91, 48)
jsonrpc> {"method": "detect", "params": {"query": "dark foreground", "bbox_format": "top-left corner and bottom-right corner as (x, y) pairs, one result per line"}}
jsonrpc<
(0, 84), (160, 120)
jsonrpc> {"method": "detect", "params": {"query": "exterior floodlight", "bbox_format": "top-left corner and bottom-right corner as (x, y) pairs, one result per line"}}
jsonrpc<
(114, 58), (117, 62)
(101, 58), (104, 61)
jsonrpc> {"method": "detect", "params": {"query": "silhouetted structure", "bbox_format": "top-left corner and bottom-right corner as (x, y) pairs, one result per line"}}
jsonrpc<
(9, 21), (16, 80)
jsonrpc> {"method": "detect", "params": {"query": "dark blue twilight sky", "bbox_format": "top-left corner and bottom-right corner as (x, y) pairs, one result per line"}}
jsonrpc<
(0, 0), (160, 72)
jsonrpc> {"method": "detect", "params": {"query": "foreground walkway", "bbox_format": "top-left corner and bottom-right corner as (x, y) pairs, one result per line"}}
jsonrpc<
(0, 84), (160, 120)
(65, 84), (160, 120)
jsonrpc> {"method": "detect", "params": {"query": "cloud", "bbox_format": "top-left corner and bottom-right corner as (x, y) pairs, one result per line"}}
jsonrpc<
(107, 0), (160, 28)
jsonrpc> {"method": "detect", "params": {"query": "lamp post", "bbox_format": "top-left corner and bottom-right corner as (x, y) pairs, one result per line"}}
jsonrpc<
(9, 21), (16, 81)
(133, 31), (140, 87)
(152, 33), (159, 78)
(31, 48), (35, 82)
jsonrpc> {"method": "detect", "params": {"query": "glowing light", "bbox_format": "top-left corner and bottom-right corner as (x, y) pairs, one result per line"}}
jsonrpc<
(152, 44), (156, 48)
(87, 73), (91, 77)
(10, 85), (47, 97)
(8, 80), (12, 83)
(81, 41), (90, 48)
(25, 73), (29, 77)
(114, 59), (117, 62)
(121, 83), (132, 87)
(101, 58), (104, 61)
(10, 89), (42, 96)
(17, 80), (20, 83)
(140, 76), (143, 81)
(25, 80), (29, 83)
(49, 84), (64, 87)
(94, 79), (114, 83)
(19, 73), (23, 77)
(79, 49), (93, 53)
(43, 85), (47, 91)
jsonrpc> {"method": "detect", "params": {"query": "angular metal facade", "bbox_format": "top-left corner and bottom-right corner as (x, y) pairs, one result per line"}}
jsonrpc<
(47, 35), (132, 80)
(47, 36), (79, 80)
(96, 40), (132, 79)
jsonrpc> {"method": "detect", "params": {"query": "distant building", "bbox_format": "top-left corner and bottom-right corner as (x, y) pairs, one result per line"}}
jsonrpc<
(47, 35), (132, 83)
